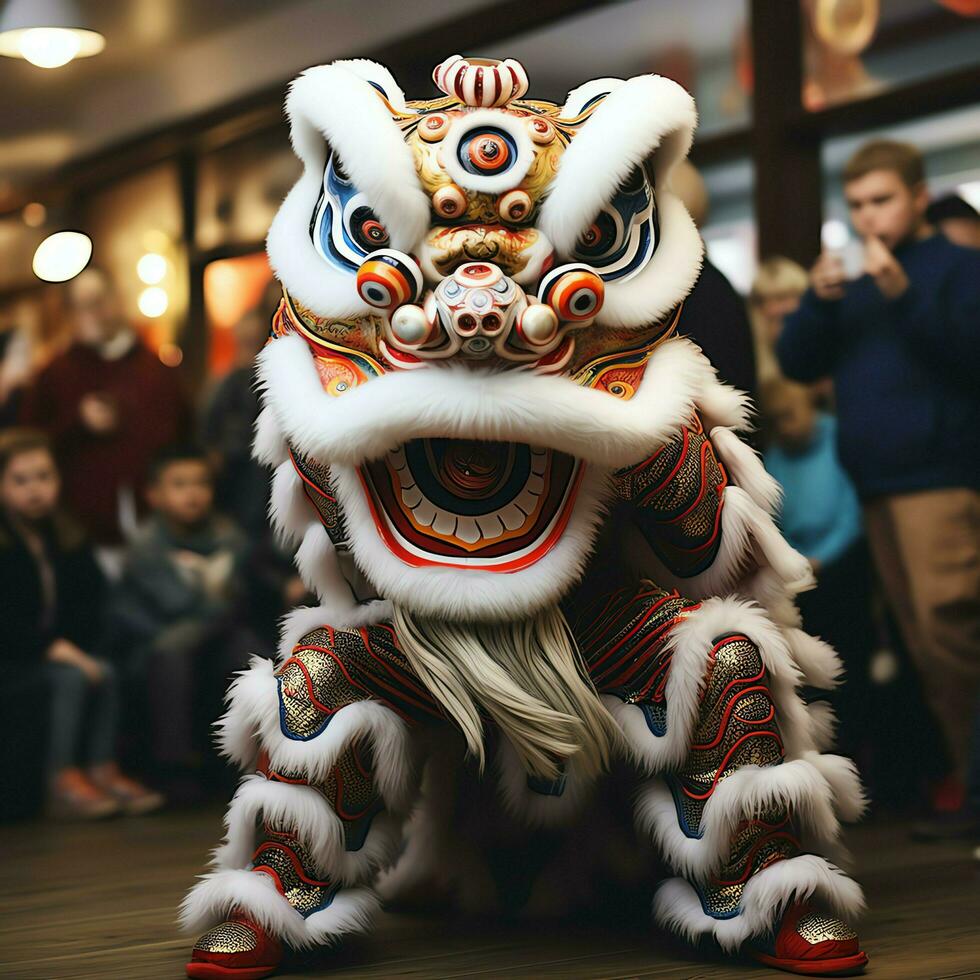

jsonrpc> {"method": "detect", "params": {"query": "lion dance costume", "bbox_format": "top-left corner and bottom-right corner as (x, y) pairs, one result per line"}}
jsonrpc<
(182, 55), (868, 978)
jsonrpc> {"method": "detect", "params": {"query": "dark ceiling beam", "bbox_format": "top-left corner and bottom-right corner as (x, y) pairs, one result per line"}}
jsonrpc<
(790, 64), (980, 140)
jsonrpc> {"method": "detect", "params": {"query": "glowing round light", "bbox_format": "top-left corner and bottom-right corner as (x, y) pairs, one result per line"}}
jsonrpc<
(138, 286), (169, 318)
(137, 252), (167, 285)
(32, 230), (92, 282)
(18, 27), (79, 67)
(0, 26), (104, 68)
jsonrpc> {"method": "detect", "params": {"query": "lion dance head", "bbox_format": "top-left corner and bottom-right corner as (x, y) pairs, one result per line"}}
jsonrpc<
(259, 55), (704, 777)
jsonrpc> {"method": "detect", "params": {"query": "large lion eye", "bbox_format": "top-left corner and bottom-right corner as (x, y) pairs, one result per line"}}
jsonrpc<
(457, 127), (518, 177)
(350, 206), (390, 251)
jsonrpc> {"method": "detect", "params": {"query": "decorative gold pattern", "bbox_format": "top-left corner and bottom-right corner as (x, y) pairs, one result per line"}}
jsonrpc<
(290, 449), (349, 548)
(276, 626), (439, 740)
(698, 829), (798, 917)
(797, 911), (858, 944)
(572, 582), (698, 703)
(671, 636), (784, 834)
(615, 416), (728, 577)
(192, 919), (257, 954)
(252, 825), (337, 916)
(320, 743), (381, 847)
(277, 646), (369, 740)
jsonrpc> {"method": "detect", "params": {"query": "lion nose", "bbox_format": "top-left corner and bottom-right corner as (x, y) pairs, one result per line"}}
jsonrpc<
(373, 259), (602, 367)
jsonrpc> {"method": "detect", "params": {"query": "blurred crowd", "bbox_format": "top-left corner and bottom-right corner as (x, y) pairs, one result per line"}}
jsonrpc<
(1, 269), (304, 820)
(0, 138), (977, 846)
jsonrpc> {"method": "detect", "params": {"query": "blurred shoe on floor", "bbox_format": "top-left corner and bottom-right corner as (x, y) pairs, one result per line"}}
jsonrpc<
(48, 767), (120, 820)
(88, 762), (164, 815)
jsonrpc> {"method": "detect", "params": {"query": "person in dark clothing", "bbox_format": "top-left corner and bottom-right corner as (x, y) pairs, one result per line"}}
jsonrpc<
(671, 160), (758, 400)
(19, 267), (186, 554)
(0, 428), (161, 819)
(200, 306), (310, 645)
(106, 446), (256, 790)
(777, 139), (980, 808)
(679, 258), (758, 400)
(201, 309), (269, 536)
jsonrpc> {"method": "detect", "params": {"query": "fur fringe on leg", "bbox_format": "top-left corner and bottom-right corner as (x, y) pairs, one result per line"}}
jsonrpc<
(277, 601), (393, 660)
(179, 868), (379, 949)
(803, 750), (867, 823)
(606, 597), (816, 771)
(709, 426), (781, 516)
(634, 759), (844, 881)
(214, 656), (417, 810)
(211, 774), (402, 883)
(784, 629), (843, 690)
(653, 854), (865, 952)
(805, 701), (838, 753)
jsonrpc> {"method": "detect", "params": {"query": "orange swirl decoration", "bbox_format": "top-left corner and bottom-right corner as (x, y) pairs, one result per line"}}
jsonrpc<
(356, 249), (424, 309)
(538, 263), (605, 322)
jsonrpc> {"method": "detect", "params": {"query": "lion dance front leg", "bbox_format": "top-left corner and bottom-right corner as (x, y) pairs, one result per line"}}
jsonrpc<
(181, 625), (441, 979)
(586, 417), (868, 974)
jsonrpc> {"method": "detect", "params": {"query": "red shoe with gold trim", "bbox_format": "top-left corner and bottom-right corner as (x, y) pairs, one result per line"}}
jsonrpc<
(749, 903), (868, 976)
(186, 909), (283, 979)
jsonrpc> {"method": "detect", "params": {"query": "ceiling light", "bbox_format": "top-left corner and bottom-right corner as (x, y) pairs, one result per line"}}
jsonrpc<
(138, 287), (169, 318)
(32, 230), (92, 282)
(0, 0), (105, 68)
(137, 252), (167, 285)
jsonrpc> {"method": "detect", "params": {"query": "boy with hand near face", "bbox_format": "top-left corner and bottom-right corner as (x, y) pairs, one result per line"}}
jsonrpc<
(777, 140), (980, 809)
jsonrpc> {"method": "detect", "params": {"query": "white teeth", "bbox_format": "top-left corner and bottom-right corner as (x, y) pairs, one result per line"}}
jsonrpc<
(455, 517), (481, 543)
(413, 498), (437, 527)
(530, 453), (547, 476)
(499, 503), (526, 531)
(401, 485), (423, 508)
(514, 488), (537, 516)
(432, 509), (457, 535)
(395, 465), (415, 489)
(388, 446), (406, 467)
(527, 473), (544, 494)
(476, 513), (505, 539)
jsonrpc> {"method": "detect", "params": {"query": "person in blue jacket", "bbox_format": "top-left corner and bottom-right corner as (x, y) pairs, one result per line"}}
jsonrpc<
(762, 378), (875, 762)
(777, 139), (980, 809)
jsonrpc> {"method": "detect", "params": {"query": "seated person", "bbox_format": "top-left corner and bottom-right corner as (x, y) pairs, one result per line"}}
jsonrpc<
(106, 446), (254, 790)
(0, 428), (161, 818)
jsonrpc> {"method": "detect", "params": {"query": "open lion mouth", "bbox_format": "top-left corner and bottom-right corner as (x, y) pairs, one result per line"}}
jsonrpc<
(357, 438), (584, 571)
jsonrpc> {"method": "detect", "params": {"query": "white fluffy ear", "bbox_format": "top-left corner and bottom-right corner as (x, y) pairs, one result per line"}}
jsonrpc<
(543, 74), (697, 254)
(267, 61), (429, 316)
(539, 74), (702, 329)
(331, 59), (409, 111)
(560, 77), (623, 118)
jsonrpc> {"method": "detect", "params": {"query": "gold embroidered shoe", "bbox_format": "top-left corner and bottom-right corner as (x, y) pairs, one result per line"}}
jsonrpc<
(749, 903), (868, 976)
(186, 909), (283, 979)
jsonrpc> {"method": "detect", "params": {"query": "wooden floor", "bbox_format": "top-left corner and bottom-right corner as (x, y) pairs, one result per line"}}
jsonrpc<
(2, 807), (978, 980)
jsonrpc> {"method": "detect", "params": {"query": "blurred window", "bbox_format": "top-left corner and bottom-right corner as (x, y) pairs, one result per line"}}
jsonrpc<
(482, 0), (752, 135)
(196, 132), (300, 252)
